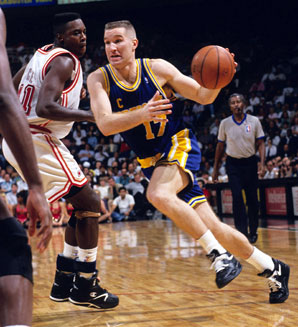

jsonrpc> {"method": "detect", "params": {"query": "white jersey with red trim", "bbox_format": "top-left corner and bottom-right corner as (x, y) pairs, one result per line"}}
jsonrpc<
(18, 44), (82, 139)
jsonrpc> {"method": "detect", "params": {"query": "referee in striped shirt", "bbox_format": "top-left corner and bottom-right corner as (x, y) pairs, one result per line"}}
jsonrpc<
(212, 93), (265, 244)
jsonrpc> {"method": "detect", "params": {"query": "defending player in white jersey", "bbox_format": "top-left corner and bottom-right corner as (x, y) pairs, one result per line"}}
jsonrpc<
(3, 12), (119, 309)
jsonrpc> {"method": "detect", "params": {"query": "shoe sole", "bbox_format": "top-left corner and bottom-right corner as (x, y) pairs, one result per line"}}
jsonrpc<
(49, 295), (69, 302)
(69, 297), (119, 309)
(269, 264), (290, 304)
(217, 261), (242, 289)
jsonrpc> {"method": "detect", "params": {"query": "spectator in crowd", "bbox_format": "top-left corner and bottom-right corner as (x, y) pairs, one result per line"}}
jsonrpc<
(107, 176), (121, 200)
(78, 143), (95, 164)
(107, 136), (119, 154)
(197, 178), (211, 204)
(127, 162), (136, 180)
(86, 129), (98, 149)
(249, 92), (260, 108)
(16, 175), (28, 192)
(210, 118), (220, 136)
(265, 138), (277, 160)
(97, 192), (112, 224)
(5, 182), (18, 212)
(72, 124), (87, 147)
(279, 157), (293, 178)
(94, 144), (109, 163)
(119, 168), (130, 186)
(107, 151), (120, 167)
(0, 173), (12, 194)
(110, 187), (135, 222)
(198, 127), (214, 147)
(291, 115), (298, 136)
(263, 160), (276, 179)
(12, 190), (28, 226)
(50, 200), (66, 227)
(94, 177), (110, 207)
(126, 172), (153, 218)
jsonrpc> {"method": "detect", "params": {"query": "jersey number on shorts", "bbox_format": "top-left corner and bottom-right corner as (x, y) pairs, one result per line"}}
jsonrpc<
(143, 114), (167, 140)
(19, 84), (35, 116)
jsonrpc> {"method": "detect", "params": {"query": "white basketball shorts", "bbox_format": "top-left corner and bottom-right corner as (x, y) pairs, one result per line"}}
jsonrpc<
(2, 133), (87, 203)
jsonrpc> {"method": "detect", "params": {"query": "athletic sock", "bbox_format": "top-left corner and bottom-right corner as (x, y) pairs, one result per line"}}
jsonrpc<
(78, 246), (98, 263)
(198, 230), (226, 255)
(63, 242), (78, 259)
(246, 246), (275, 273)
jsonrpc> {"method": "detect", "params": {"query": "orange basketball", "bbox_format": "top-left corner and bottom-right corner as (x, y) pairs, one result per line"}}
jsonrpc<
(191, 45), (235, 89)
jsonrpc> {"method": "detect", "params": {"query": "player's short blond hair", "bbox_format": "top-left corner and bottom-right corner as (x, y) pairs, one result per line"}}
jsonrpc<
(104, 20), (137, 39)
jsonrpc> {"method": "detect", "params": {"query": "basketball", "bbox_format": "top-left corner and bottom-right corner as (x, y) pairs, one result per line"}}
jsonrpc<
(191, 45), (235, 89)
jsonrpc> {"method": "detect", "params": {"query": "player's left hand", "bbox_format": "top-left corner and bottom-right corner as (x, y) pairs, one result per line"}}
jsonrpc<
(80, 86), (87, 100)
(26, 186), (52, 253)
(225, 48), (237, 72)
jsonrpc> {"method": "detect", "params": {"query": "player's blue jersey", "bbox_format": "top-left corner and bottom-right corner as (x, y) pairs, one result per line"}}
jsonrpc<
(100, 58), (185, 159)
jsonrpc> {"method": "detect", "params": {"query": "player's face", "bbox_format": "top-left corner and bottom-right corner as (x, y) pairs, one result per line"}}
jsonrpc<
(104, 27), (137, 68)
(229, 96), (245, 115)
(61, 19), (87, 58)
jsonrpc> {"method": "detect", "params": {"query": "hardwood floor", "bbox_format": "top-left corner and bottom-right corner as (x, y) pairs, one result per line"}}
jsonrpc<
(31, 220), (298, 327)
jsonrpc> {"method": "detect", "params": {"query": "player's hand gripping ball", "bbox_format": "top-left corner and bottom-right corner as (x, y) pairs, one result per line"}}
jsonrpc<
(191, 45), (235, 89)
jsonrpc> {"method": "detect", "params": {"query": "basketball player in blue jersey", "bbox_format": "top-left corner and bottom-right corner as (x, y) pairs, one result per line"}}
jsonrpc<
(87, 20), (289, 303)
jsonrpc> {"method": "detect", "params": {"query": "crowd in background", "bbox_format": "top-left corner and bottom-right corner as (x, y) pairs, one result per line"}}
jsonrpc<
(0, 31), (297, 226)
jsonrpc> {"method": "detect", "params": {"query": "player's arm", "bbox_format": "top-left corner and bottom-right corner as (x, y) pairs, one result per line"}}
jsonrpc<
(256, 138), (265, 177)
(150, 59), (221, 105)
(0, 9), (52, 252)
(87, 69), (172, 136)
(212, 141), (225, 183)
(13, 65), (27, 91)
(36, 55), (94, 122)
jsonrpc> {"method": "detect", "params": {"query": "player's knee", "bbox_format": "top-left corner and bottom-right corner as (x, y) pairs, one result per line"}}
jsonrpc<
(73, 189), (101, 213)
(146, 187), (168, 209)
(0, 218), (33, 283)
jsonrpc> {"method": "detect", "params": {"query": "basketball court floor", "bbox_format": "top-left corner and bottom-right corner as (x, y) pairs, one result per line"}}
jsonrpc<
(31, 219), (298, 327)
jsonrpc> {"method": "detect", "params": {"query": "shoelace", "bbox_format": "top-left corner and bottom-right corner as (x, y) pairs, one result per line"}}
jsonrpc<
(95, 277), (108, 293)
(268, 274), (282, 293)
(210, 253), (230, 273)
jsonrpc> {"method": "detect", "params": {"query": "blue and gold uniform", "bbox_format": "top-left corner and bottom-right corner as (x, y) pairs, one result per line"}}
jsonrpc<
(100, 58), (206, 207)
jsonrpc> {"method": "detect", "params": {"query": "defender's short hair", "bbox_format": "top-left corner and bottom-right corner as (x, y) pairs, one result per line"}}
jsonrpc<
(53, 12), (81, 34)
(104, 20), (136, 38)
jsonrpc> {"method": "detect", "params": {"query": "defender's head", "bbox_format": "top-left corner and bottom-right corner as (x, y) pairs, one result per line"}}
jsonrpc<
(53, 12), (86, 58)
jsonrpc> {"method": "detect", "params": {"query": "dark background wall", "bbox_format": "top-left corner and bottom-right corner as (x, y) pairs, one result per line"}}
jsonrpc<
(2, 0), (298, 93)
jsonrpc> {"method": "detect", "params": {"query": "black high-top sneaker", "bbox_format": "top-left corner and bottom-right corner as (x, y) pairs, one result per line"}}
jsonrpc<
(207, 249), (242, 289)
(69, 271), (119, 309)
(258, 258), (290, 304)
(50, 270), (75, 302)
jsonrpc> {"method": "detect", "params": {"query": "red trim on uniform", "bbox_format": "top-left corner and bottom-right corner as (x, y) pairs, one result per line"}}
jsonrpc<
(37, 44), (54, 55)
(48, 181), (73, 203)
(44, 134), (87, 185)
(41, 121), (51, 128)
(63, 63), (81, 94)
(29, 124), (52, 133)
(41, 50), (77, 80)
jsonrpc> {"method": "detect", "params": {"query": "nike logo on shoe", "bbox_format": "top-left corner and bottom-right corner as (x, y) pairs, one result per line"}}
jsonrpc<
(90, 292), (109, 301)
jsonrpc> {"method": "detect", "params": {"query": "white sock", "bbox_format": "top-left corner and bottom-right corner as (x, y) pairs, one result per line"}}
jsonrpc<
(78, 246), (98, 262)
(63, 242), (78, 259)
(198, 230), (226, 255)
(246, 247), (274, 273)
